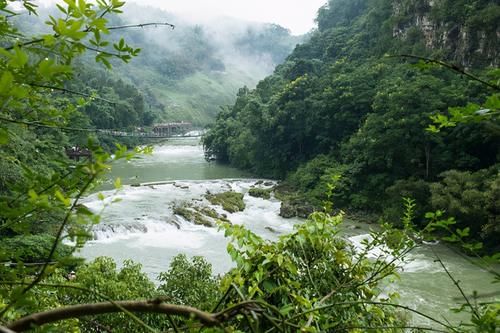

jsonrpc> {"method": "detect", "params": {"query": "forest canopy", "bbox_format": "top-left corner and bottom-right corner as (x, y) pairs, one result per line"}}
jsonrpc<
(203, 0), (500, 253)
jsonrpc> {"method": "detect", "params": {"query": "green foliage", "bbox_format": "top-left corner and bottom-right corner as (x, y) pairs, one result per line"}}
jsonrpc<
(56, 257), (164, 332)
(429, 167), (499, 252)
(0, 0), (154, 325)
(282, 155), (348, 207)
(157, 254), (221, 311)
(0, 0), (498, 331)
(0, 234), (74, 264)
(217, 209), (413, 331)
(383, 178), (432, 228)
(68, 65), (155, 130)
(0, 209), (418, 332)
(428, 69), (500, 133)
(203, 0), (499, 251)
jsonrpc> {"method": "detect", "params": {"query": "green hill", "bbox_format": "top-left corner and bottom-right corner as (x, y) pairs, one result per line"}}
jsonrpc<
(203, 0), (500, 250)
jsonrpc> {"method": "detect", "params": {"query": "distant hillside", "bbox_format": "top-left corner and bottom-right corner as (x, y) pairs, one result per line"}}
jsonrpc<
(203, 0), (500, 250)
(111, 4), (305, 125)
(19, 3), (304, 126)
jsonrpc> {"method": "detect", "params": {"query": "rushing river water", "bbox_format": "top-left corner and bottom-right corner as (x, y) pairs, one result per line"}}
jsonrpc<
(79, 137), (498, 327)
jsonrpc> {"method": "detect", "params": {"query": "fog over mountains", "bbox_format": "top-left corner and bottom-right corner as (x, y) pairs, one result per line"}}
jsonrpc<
(22, 2), (307, 125)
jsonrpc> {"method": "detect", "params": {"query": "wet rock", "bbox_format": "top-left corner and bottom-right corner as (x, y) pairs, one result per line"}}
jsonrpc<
(173, 203), (232, 227)
(263, 181), (274, 186)
(254, 180), (264, 185)
(280, 201), (296, 218)
(346, 225), (361, 230)
(248, 188), (272, 200)
(279, 200), (315, 218)
(205, 191), (245, 213)
(296, 204), (314, 218)
(167, 219), (181, 230)
(265, 226), (277, 233)
(174, 205), (214, 227)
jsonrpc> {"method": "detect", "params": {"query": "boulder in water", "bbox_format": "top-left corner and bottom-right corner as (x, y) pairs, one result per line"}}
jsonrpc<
(205, 191), (245, 213)
(296, 204), (315, 218)
(280, 201), (296, 218)
(248, 187), (272, 199)
(265, 226), (277, 233)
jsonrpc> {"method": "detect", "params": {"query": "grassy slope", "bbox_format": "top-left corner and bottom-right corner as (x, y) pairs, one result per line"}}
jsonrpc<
(118, 62), (260, 126)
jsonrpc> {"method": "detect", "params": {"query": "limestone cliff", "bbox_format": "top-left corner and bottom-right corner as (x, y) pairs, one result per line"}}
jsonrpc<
(392, 0), (500, 67)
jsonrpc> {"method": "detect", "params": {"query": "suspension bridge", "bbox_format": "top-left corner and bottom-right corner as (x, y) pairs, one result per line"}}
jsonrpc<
(66, 122), (197, 160)
(100, 122), (194, 138)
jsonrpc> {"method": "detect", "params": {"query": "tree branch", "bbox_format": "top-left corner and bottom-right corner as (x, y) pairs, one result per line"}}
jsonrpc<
(27, 83), (116, 104)
(389, 54), (500, 91)
(7, 300), (220, 332)
(0, 176), (96, 318)
(0, 282), (158, 332)
(0, 115), (98, 133)
(432, 249), (480, 320)
(4, 38), (45, 51)
(108, 22), (175, 30)
(344, 325), (449, 333)
(0, 325), (16, 333)
(288, 300), (458, 332)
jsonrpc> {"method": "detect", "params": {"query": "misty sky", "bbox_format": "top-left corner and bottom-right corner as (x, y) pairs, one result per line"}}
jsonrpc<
(39, 0), (327, 35)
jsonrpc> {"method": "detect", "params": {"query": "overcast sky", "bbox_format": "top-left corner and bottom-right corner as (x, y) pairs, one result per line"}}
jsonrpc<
(38, 0), (327, 35)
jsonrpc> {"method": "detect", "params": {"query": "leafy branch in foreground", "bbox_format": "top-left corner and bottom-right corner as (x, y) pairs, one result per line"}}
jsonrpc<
(1, 203), (436, 332)
(0, 0), (156, 329)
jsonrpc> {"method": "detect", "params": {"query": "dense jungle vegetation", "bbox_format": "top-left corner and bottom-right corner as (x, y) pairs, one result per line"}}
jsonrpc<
(0, 0), (498, 332)
(203, 0), (500, 253)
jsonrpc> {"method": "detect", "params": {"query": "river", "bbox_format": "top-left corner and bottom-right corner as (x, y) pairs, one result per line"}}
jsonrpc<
(79, 137), (498, 327)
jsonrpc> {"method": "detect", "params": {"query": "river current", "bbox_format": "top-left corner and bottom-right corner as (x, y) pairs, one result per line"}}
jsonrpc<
(79, 137), (498, 327)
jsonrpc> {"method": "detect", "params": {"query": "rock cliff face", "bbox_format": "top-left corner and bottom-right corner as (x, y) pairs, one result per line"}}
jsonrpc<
(392, 0), (499, 67)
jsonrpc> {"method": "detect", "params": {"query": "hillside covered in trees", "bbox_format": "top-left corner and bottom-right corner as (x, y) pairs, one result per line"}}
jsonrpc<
(203, 0), (500, 252)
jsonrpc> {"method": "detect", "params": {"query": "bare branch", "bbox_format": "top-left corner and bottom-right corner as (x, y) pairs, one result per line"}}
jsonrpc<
(389, 54), (500, 91)
(28, 83), (117, 104)
(344, 325), (449, 333)
(8, 300), (220, 332)
(0, 325), (17, 333)
(288, 300), (459, 332)
(108, 22), (175, 30)
(4, 38), (45, 51)
(0, 282), (159, 332)
(5, 11), (28, 19)
(0, 115), (98, 133)
(0, 176), (96, 318)
(432, 249), (480, 320)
